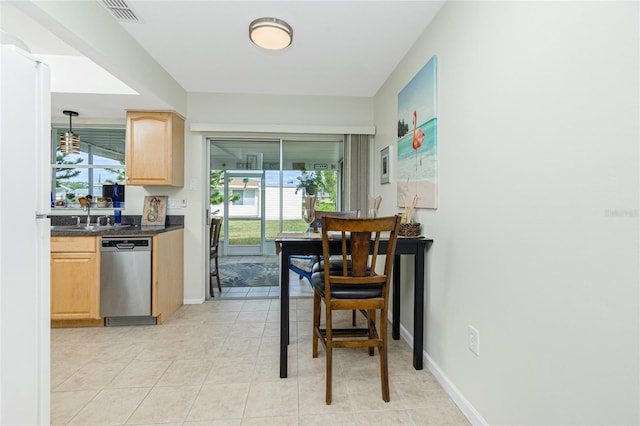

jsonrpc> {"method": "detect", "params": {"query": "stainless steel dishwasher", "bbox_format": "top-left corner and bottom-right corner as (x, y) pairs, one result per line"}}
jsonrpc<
(100, 237), (155, 326)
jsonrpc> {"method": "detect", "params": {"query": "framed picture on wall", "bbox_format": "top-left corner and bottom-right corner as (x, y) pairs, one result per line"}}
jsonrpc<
(397, 55), (438, 208)
(142, 195), (168, 226)
(380, 146), (391, 184)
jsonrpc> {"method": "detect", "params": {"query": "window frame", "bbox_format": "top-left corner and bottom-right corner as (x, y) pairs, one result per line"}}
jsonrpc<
(51, 126), (126, 209)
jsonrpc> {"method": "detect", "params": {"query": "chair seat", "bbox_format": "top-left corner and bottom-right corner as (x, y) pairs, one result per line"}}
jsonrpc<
(311, 271), (382, 299)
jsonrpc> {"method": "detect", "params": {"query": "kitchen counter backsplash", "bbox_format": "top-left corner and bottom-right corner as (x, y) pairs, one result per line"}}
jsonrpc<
(50, 215), (184, 227)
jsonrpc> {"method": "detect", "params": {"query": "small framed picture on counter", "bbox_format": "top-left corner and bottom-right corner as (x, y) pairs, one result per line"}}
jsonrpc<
(142, 195), (168, 226)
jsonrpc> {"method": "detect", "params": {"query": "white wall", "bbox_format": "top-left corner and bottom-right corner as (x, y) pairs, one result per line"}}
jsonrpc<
(373, 2), (639, 424)
(188, 92), (373, 126)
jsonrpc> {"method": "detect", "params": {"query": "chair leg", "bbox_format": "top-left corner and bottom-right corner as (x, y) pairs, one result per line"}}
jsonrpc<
(368, 309), (376, 356)
(215, 255), (222, 293)
(379, 308), (390, 402)
(380, 343), (390, 402)
(209, 259), (214, 298)
(312, 291), (321, 358)
(325, 304), (333, 405)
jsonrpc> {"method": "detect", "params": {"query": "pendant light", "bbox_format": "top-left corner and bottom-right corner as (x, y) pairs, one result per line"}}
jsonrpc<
(60, 110), (80, 154)
(249, 17), (293, 50)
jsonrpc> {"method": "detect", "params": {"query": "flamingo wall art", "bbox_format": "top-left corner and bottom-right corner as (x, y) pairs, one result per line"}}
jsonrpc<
(397, 55), (438, 209)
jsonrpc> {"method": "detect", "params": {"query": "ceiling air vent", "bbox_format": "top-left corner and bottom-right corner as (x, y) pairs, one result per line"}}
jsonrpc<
(102, 0), (139, 22)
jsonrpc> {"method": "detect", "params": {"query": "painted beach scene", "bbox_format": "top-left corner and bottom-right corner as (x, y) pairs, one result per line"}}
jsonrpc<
(397, 55), (438, 209)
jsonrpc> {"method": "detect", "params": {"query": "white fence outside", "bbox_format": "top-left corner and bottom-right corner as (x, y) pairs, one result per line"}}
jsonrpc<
(212, 187), (304, 220)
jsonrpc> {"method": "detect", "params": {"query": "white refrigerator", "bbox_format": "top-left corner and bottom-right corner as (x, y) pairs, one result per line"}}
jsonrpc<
(0, 44), (51, 425)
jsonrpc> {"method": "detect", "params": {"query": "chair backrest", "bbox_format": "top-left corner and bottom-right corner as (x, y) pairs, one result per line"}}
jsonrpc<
(210, 216), (222, 252)
(320, 215), (400, 296)
(313, 209), (360, 233)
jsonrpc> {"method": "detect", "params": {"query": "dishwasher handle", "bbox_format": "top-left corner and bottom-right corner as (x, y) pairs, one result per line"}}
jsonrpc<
(101, 237), (152, 252)
(116, 243), (136, 250)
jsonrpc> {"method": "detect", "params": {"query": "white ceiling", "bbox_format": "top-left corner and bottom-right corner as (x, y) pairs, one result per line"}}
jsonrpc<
(1, 1), (444, 120)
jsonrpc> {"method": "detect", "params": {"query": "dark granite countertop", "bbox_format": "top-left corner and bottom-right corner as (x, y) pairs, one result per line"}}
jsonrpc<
(50, 215), (184, 237)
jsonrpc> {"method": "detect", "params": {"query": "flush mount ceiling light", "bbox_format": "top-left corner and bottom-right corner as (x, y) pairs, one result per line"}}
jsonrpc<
(60, 110), (80, 154)
(249, 17), (293, 50)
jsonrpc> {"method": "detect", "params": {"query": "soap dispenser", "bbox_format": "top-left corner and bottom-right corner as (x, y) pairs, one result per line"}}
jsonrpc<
(113, 183), (122, 225)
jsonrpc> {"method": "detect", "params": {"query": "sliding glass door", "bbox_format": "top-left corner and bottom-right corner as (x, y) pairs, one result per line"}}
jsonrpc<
(209, 137), (344, 257)
(210, 139), (279, 256)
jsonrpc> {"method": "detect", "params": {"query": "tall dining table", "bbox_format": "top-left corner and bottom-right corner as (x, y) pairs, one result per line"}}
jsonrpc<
(275, 232), (433, 378)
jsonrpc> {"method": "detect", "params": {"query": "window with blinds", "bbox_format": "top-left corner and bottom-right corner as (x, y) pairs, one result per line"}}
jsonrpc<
(51, 127), (125, 208)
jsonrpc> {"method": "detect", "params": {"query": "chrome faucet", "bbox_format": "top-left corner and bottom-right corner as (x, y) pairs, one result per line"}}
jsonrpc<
(83, 195), (93, 226)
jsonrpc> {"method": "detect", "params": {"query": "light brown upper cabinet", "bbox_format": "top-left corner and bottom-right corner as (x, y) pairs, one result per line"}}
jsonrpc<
(125, 111), (185, 186)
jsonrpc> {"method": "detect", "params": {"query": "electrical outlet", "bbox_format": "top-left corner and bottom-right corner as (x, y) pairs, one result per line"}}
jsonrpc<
(468, 325), (480, 356)
(168, 198), (187, 209)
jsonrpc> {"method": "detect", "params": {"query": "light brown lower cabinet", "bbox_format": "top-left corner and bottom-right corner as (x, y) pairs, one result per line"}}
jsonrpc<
(152, 229), (184, 324)
(50, 236), (100, 322)
(51, 229), (184, 327)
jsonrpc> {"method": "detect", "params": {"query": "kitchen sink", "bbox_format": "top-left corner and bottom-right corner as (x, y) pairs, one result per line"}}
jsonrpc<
(51, 224), (130, 232)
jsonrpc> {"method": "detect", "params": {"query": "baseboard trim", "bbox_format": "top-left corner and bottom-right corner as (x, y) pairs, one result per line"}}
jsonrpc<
(397, 322), (487, 426)
(183, 297), (205, 304)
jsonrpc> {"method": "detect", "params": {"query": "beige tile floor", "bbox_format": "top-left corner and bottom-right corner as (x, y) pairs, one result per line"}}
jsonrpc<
(51, 298), (469, 425)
